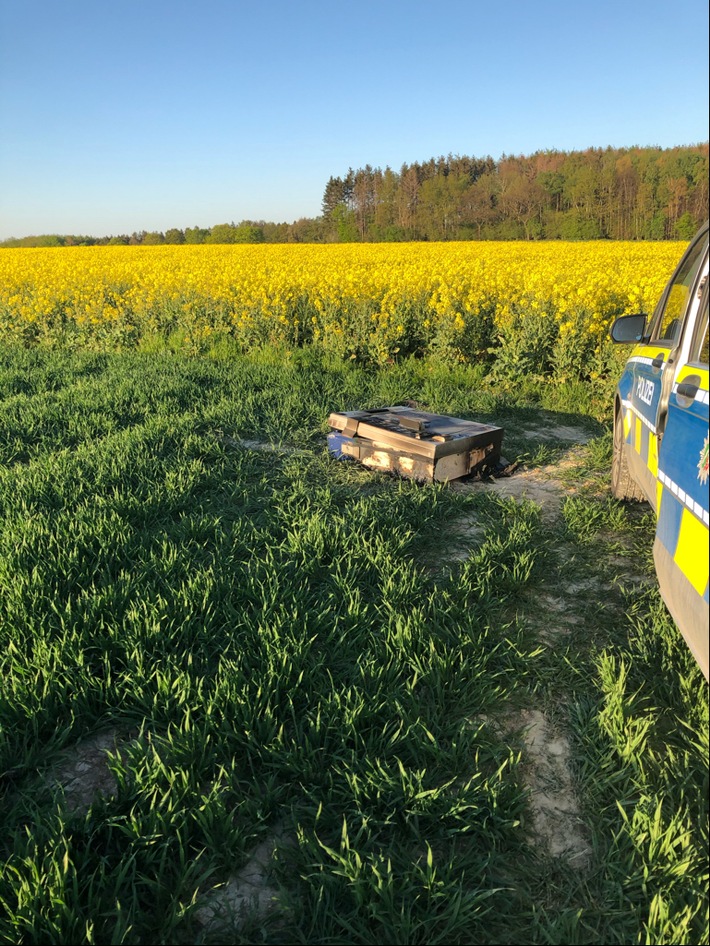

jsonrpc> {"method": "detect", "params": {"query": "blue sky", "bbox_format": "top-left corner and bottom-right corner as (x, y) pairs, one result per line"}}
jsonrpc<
(1, 0), (708, 239)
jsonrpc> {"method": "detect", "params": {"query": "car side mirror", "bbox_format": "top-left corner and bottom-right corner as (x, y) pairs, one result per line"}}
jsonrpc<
(610, 313), (647, 343)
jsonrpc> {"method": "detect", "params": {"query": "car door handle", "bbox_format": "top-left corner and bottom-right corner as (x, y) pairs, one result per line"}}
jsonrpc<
(677, 379), (700, 399)
(651, 353), (665, 369)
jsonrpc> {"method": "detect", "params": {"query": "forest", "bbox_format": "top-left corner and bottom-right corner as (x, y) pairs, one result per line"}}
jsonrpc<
(2, 143), (707, 247)
(319, 144), (708, 242)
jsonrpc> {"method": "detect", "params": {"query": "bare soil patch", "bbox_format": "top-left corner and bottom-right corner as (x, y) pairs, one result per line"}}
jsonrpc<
(518, 424), (594, 444)
(50, 730), (124, 814)
(451, 445), (591, 522)
(474, 709), (590, 867)
(195, 828), (295, 933)
(517, 709), (591, 865)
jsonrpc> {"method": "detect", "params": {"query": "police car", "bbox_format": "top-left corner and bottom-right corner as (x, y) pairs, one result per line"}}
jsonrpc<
(610, 221), (709, 680)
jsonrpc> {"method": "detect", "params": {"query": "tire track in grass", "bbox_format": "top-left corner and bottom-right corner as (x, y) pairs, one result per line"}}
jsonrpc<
(447, 442), (606, 871)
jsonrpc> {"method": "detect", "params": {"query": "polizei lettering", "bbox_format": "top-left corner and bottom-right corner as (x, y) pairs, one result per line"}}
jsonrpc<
(636, 377), (655, 406)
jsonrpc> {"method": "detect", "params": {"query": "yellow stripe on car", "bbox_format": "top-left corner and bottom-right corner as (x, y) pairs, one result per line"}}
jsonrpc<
(674, 508), (710, 596)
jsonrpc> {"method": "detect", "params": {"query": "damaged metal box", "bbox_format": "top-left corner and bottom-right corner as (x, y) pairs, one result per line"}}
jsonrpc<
(327, 406), (504, 482)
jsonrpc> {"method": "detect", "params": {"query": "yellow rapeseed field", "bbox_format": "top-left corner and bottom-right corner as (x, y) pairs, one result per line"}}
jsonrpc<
(0, 242), (686, 366)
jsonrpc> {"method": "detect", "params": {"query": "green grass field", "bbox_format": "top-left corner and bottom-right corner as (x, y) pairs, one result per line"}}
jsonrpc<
(0, 345), (707, 945)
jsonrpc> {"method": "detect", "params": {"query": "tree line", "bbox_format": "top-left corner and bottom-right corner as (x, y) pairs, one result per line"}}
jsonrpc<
(320, 145), (708, 242)
(2, 144), (707, 248)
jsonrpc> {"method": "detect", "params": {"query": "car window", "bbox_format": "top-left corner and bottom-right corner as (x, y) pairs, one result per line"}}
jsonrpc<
(651, 237), (708, 344)
(690, 286), (709, 366)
